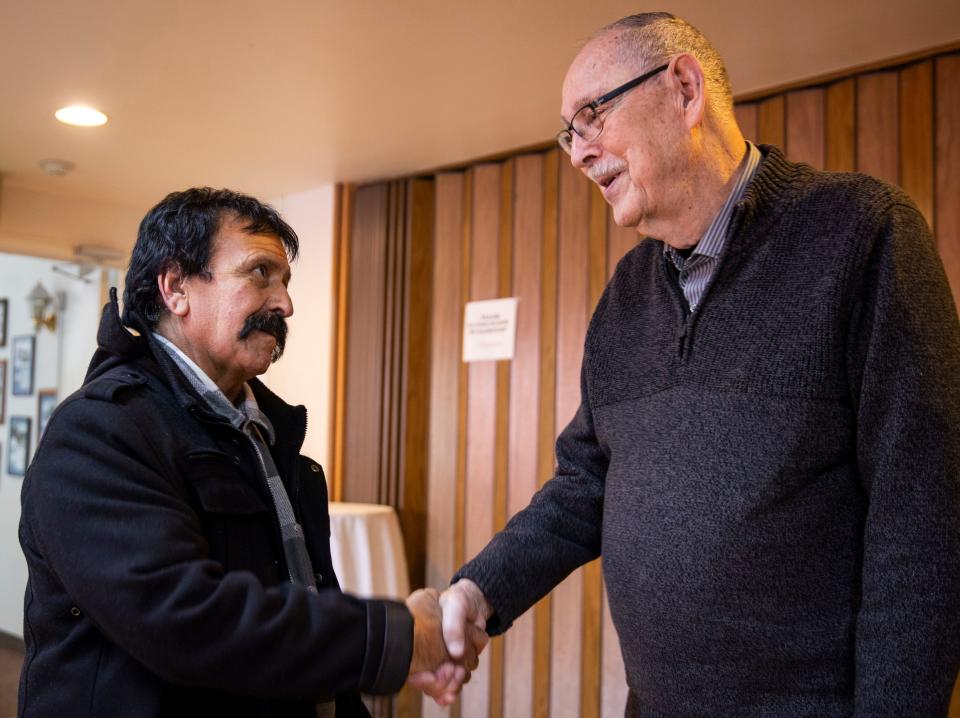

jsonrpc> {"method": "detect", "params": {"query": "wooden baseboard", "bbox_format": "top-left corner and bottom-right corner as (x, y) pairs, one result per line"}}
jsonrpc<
(0, 631), (24, 653)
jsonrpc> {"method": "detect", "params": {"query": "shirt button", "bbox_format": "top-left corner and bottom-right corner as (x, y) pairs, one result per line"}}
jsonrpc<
(70, 607), (81, 617)
(310, 464), (320, 473)
(233, 457), (240, 466)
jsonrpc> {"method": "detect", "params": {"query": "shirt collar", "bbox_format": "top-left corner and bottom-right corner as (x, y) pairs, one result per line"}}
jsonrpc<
(154, 333), (219, 393)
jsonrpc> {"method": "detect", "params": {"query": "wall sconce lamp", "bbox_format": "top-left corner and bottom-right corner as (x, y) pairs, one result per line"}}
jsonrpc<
(27, 282), (58, 332)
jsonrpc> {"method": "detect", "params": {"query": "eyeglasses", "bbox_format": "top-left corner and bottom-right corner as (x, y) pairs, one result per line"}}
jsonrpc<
(557, 63), (669, 154)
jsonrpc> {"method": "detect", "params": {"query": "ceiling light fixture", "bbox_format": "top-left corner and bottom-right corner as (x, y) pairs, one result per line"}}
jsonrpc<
(55, 105), (108, 127)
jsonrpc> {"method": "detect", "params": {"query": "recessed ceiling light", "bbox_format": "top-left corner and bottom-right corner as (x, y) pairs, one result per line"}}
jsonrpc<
(55, 105), (108, 127)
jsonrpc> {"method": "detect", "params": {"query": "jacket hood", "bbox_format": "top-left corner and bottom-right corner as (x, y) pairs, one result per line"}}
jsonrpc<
(85, 287), (152, 384)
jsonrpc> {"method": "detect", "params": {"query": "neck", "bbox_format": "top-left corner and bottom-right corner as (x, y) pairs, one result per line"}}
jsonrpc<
(154, 320), (245, 402)
(652, 123), (747, 250)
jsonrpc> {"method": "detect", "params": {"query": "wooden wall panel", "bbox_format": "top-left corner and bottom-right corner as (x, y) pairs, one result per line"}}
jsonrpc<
(825, 79), (856, 172)
(380, 181), (406, 507)
(502, 153), (545, 718)
(757, 96), (785, 148)
(857, 71), (899, 184)
(400, 178), (435, 590)
(423, 172), (464, 718)
(461, 164), (502, 718)
(786, 88), (825, 168)
(936, 55), (960, 328)
(343, 184), (388, 503)
(489, 161), (515, 718)
(331, 184), (352, 501)
(424, 173), (463, 618)
(550, 150), (592, 718)
(734, 103), (758, 145)
(534, 151), (560, 718)
(900, 61), (934, 226)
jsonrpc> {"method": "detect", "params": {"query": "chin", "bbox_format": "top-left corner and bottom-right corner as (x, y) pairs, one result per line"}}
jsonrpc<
(611, 204), (642, 229)
(239, 352), (275, 379)
(252, 356), (274, 376)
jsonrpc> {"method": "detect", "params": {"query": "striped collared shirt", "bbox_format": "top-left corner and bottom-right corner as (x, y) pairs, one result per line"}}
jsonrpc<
(664, 141), (761, 312)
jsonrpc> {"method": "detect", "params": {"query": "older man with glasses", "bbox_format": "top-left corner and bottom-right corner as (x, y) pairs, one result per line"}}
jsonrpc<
(429, 11), (960, 717)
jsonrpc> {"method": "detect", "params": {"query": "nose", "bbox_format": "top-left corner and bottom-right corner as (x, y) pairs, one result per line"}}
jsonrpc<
(273, 283), (294, 318)
(569, 131), (601, 170)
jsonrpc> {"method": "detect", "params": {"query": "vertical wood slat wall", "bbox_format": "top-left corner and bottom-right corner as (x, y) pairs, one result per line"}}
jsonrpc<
(334, 48), (960, 718)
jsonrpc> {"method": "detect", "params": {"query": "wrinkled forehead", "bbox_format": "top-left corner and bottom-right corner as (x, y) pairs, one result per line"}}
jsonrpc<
(560, 33), (634, 120)
(212, 218), (290, 265)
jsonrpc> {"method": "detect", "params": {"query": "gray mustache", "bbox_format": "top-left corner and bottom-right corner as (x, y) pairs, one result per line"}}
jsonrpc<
(589, 162), (627, 183)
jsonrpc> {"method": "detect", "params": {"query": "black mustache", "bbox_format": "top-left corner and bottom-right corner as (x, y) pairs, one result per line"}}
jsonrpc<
(238, 311), (288, 362)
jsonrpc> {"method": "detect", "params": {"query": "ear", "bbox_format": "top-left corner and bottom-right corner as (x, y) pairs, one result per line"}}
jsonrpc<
(157, 264), (189, 318)
(670, 53), (706, 130)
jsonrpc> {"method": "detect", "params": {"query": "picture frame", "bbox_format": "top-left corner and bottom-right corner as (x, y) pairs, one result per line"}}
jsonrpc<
(8, 416), (31, 477)
(0, 298), (7, 347)
(0, 360), (6, 424)
(37, 390), (58, 439)
(12, 335), (35, 396)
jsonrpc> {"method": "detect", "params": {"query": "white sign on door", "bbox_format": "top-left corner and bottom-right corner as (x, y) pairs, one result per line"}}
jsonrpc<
(462, 297), (519, 362)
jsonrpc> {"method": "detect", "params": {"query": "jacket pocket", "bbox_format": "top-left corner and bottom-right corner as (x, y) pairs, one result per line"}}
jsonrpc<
(185, 450), (268, 515)
(184, 450), (280, 581)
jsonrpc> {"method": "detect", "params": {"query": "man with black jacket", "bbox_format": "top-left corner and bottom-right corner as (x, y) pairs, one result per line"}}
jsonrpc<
(19, 188), (481, 717)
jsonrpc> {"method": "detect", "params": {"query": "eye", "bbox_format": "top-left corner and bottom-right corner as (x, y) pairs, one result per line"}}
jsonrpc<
(253, 264), (267, 278)
(593, 101), (614, 117)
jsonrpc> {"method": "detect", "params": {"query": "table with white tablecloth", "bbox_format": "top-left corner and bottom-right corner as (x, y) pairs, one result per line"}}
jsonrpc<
(327, 502), (410, 600)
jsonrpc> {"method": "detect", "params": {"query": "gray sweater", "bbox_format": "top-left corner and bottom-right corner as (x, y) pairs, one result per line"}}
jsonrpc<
(456, 146), (960, 717)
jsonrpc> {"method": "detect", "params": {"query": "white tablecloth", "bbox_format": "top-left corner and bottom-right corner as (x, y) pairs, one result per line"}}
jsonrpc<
(327, 502), (410, 600)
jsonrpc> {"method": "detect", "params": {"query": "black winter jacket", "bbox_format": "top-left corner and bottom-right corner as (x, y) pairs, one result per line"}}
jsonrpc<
(19, 294), (412, 717)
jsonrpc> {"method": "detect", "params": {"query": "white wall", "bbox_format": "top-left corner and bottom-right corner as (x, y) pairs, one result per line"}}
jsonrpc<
(0, 252), (104, 637)
(263, 185), (336, 470)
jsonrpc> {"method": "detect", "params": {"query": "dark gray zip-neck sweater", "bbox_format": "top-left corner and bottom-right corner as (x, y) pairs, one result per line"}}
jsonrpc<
(456, 146), (960, 717)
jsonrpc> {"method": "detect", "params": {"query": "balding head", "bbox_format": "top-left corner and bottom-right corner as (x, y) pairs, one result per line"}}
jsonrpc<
(593, 13), (734, 123)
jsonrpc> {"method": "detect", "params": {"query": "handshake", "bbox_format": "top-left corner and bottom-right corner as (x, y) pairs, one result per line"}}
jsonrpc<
(404, 579), (493, 706)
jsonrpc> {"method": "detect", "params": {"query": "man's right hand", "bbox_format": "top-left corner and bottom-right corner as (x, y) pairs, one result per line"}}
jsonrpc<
(439, 579), (494, 661)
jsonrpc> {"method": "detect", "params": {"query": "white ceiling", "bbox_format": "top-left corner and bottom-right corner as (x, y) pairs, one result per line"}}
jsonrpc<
(1, 0), (958, 212)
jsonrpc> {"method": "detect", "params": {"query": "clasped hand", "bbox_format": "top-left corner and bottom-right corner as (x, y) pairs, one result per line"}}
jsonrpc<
(405, 580), (492, 705)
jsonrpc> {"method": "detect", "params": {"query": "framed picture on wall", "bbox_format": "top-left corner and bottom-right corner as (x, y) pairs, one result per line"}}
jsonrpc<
(12, 335), (35, 396)
(0, 298), (7, 347)
(37, 390), (57, 439)
(0, 359), (6, 424)
(8, 416), (31, 476)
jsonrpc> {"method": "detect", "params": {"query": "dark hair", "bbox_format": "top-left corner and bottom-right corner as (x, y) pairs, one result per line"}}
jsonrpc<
(122, 187), (299, 327)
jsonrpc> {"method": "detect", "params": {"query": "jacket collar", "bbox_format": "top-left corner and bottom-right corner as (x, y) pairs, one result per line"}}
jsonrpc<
(724, 144), (804, 257)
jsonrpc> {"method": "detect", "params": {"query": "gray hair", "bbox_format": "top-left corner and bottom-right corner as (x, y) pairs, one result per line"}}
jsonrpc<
(596, 13), (734, 120)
